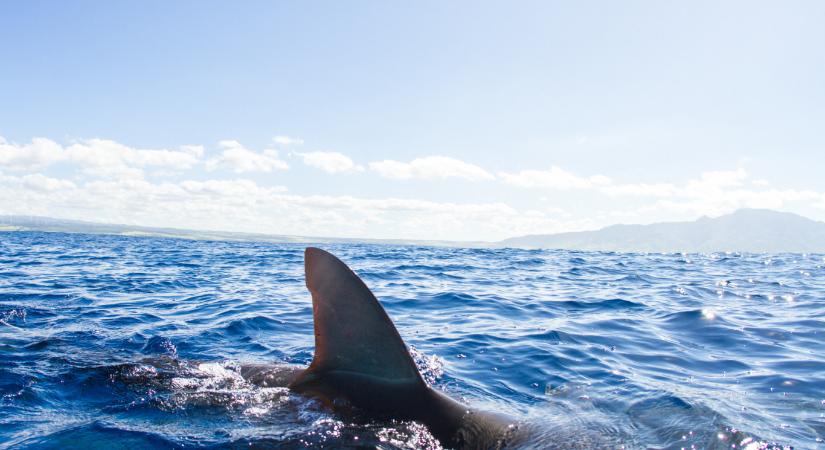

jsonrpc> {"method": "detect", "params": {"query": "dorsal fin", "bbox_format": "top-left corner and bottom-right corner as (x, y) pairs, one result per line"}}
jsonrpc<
(301, 247), (424, 384)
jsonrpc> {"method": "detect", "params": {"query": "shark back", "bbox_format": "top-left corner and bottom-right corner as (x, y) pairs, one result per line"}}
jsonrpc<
(289, 247), (519, 449)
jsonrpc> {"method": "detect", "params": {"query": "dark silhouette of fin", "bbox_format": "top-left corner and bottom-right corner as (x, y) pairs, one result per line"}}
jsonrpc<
(288, 247), (520, 448)
(299, 247), (424, 385)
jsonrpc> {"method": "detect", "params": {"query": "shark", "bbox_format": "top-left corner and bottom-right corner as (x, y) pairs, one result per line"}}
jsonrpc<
(99, 246), (769, 450)
(240, 247), (523, 449)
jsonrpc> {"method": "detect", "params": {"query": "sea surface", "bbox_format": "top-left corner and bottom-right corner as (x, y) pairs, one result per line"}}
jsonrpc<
(1, 232), (823, 449)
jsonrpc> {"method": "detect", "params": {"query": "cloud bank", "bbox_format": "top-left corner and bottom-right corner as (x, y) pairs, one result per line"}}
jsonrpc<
(2, 135), (824, 241)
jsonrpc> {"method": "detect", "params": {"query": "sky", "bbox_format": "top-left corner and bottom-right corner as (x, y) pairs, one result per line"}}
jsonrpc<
(1, 1), (824, 241)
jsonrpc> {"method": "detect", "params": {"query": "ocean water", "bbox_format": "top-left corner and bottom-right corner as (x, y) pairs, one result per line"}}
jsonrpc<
(1, 232), (823, 449)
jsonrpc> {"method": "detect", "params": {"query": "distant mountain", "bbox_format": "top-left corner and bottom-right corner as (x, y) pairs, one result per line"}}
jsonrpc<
(500, 209), (825, 253)
(0, 215), (489, 248)
(4, 209), (824, 253)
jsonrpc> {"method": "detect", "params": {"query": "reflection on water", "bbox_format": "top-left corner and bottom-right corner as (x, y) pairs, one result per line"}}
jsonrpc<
(1, 232), (823, 449)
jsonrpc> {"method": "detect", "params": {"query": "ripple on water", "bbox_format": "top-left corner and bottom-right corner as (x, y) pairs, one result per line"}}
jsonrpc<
(0, 232), (823, 449)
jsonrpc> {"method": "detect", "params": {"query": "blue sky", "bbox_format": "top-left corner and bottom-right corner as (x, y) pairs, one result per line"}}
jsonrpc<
(1, 1), (824, 240)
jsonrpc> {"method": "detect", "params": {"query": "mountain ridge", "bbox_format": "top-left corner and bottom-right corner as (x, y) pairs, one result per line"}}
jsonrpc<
(500, 208), (825, 253)
(3, 209), (825, 253)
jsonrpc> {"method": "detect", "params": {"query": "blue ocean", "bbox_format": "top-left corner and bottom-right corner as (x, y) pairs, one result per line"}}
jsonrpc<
(1, 231), (823, 449)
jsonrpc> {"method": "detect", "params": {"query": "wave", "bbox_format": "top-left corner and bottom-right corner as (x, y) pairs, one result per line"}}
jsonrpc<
(0, 232), (819, 448)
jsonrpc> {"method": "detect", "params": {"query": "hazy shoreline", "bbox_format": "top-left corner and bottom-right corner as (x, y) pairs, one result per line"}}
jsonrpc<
(4, 208), (825, 253)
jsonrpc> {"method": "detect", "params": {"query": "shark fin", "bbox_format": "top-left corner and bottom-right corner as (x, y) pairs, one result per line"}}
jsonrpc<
(298, 247), (424, 385)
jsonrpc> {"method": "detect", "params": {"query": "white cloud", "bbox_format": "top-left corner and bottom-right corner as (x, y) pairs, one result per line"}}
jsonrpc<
(65, 139), (204, 179)
(0, 136), (203, 177)
(608, 169), (823, 219)
(0, 137), (64, 171)
(501, 167), (751, 202)
(297, 151), (362, 174)
(600, 183), (677, 197)
(180, 179), (287, 197)
(816, 194), (825, 210)
(501, 165), (825, 222)
(65, 139), (202, 169)
(499, 166), (611, 189)
(369, 156), (494, 181)
(0, 171), (593, 240)
(596, 169), (744, 217)
(598, 168), (748, 201)
(599, 169), (749, 201)
(4, 134), (825, 240)
(21, 173), (77, 192)
(684, 168), (747, 191)
(652, 186), (822, 217)
(273, 136), (304, 146)
(180, 145), (205, 158)
(205, 140), (289, 173)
